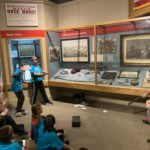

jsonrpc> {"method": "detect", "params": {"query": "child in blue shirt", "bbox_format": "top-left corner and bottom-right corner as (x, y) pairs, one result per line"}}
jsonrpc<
(30, 56), (53, 105)
(31, 103), (44, 143)
(36, 114), (73, 150)
(0, 125), (22, 150)
(11, 63), (26, 117)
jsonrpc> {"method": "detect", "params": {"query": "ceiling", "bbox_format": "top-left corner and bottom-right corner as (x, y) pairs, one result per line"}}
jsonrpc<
(49, 0), (75, 4)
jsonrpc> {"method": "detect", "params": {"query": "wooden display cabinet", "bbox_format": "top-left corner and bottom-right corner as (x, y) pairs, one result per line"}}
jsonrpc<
(46, 16), (150, 97)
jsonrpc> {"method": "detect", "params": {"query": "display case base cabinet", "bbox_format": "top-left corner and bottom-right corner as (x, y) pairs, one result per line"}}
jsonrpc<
(48, 81), (149, 96)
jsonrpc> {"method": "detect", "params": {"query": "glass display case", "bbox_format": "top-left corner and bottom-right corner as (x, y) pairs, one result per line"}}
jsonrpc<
(47, 16), (150, 96)
(47, 27), (96, 84)
(9, 39), (41, 73)
(96, 17), (150, 89)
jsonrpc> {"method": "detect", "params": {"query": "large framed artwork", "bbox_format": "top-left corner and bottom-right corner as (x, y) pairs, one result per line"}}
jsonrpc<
(60, 37), (89, 62)
(18, 44), (35, 57)
(129, 0), (150, 18)
(121, 33), (150, 66)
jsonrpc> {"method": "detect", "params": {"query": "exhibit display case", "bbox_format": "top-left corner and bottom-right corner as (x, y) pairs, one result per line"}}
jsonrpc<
(47, 16), (150, 96)
(9, 39), (41, 73)
(47, 26), (96, 83)
(95, 17), (150, 89)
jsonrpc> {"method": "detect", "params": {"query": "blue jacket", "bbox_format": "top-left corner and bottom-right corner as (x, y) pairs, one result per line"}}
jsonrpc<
(0, 141), (22, 150)
(30, 65), (43, 82)
(36, 125), (64, 150)
(11, 68), (23, 92)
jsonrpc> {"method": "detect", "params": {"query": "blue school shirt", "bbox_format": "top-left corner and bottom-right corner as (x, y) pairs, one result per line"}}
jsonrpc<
(30, 65), (43, 82)
(36, 125), (64, 150)
(31, 118), (44, 143)
(11, 68), (23, 92)
(0, 141), (22, 150)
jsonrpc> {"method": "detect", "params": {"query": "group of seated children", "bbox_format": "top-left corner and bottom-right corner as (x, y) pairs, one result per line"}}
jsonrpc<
(31, 103), (73, 150)
(0, 101), (74, 150)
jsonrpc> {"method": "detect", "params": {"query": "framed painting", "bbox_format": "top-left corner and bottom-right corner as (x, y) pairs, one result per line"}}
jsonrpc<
(129, 0), (150, 18)
(60, 37), (89, 62)
(18, 44), (35, 57)
(121, 33), (150, 66)
(98, 37), (117, 54)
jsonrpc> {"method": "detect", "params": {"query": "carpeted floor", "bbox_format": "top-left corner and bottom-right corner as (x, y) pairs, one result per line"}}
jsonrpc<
(8, 97), (150, 150)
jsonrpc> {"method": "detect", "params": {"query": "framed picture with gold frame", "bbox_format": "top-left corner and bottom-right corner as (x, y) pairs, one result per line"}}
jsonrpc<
(121, 33), (150, 66)
(129, 0), (150, 18)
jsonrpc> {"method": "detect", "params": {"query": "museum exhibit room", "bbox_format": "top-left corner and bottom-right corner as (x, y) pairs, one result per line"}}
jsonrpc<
(2, 0), (150, 149)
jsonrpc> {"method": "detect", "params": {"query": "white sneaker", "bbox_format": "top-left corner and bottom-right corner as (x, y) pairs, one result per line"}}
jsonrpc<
(15, 112), (23, 117)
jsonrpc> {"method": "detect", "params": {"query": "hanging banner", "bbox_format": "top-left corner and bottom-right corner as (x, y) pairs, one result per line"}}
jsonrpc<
(5, 3), (38, 26)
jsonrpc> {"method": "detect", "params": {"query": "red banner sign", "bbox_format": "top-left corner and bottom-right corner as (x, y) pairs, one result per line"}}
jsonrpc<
(59, 22), (150, 38)
(59, 29), (94, 38)
(0, 30), (45, 38)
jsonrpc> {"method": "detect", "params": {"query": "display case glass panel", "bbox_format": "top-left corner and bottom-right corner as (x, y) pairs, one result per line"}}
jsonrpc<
(9, 39), (41, 73)
(47, 27), (96, 83)
(96, 18), (150, 88)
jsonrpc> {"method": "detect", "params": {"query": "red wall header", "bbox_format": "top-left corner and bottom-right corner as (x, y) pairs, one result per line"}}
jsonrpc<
(0, 30), (45, 38)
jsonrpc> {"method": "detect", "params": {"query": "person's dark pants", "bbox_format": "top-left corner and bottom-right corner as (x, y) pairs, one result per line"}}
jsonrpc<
(0, 115), (25, 134)
(31, 80), (49, 104)
(15, 91), (25, 112)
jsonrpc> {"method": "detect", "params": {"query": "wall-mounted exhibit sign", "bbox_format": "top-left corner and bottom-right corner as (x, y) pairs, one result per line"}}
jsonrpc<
(0, 30), (45, 38)
(5, 3), (38, 26)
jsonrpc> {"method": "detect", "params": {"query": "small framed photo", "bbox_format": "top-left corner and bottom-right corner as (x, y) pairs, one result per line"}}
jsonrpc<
(118, 71), (139, 79)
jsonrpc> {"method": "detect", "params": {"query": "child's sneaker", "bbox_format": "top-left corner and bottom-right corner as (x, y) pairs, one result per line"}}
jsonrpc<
(21, 110), (27, 115)
(15, 112), (23, 117)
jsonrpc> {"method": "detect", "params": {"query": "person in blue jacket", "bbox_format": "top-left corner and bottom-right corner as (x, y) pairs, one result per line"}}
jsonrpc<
(30, 56), (53, 105)
(36, 114), (73, 150)
(11, 63), (26, 117)
(0, 125), (22, 150)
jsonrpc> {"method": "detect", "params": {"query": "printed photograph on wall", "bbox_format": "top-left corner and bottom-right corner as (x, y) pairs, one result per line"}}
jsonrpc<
(61, 38), (89, 62)
(49, 46), (60, 62)
(98, 37), (117, 54)
(18, 44), (35, 57)
(121, 33), (150, 66)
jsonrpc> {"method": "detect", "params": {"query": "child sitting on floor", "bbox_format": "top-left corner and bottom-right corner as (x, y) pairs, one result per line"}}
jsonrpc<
(36, 114), (73, 150)
(0, 100), (27, 136)
(31, 103), (44, 143)
(0, 125), (22, 150)
(31, 103), (65, 143)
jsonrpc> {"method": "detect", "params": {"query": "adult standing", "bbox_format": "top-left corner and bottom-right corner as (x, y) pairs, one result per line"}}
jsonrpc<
(30, 56), (53, 105)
